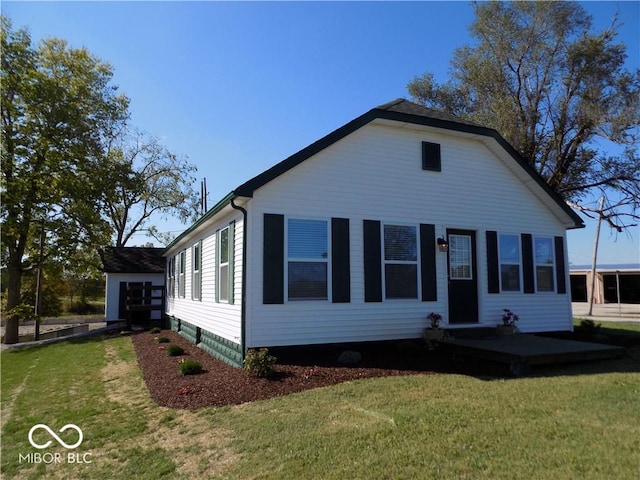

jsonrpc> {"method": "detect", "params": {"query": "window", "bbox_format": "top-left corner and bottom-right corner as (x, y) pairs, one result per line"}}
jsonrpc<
(287, 219), (328, 300)
(218, 227), (230, 302)
(383, 224), (418, 299)
(534, 237), (555, 292)
(449, 234), (472, 280)
(192, 242), (201, 300)
(499, 234), (521, 291)
(178, 250), (186, 298)
(167, 256), (175, 298)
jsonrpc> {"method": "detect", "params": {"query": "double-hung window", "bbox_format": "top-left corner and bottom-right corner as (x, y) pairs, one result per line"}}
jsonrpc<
(499, 234), (521, 291)
(534, 237), (555, 292)
(287, 219), (328, 301)
(167, 257), (175, 297)
(178, 250), (186, 298)
(218, 227), (230, 302)
(383, 224), (418, 299)
(192, 242), (201, 300)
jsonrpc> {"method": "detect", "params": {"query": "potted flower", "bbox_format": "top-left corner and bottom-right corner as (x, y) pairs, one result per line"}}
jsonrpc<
(497, 309), (519, 336)
(423, 312), (445, 341)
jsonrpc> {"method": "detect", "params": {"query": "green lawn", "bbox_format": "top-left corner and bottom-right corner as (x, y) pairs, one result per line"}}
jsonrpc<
(2, 334), (639, 479)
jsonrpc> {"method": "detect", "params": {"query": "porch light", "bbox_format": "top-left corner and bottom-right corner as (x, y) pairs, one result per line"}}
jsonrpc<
(437, 237), (449, 252)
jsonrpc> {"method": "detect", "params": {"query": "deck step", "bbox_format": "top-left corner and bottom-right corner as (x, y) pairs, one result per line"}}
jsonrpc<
(444, 327), (497, 339)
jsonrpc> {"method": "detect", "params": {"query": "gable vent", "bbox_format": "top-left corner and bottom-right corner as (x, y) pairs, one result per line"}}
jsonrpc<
(422, 141), (441, 172)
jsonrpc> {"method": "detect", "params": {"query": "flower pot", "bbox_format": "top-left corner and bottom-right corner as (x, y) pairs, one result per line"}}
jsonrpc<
(496, 325), (516, 336)
(423, 329), (445, 341)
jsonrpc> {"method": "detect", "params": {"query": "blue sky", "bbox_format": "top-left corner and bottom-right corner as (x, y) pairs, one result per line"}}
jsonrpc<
(3, 1), (639, 265)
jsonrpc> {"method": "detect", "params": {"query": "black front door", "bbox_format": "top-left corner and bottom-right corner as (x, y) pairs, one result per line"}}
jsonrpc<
(447, 229), (478, 324)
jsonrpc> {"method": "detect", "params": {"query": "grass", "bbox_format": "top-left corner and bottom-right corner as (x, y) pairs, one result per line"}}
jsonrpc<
(2, 333), (639, 479)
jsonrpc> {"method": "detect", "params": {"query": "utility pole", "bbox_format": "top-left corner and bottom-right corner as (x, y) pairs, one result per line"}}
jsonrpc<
(588, 196), (605, 316)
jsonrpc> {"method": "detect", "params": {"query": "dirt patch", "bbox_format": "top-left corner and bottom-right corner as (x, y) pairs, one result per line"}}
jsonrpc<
(101, 340), (239, 477)
(131, 329), (480, 409)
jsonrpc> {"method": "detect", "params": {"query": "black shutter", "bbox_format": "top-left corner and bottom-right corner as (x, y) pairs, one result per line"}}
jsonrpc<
(486, 231), (500, 294)
(554, 236), (567, 294)
(363, 220), (382, 302)
(331, 218), (351, 303)
(263, 214), (284, 304)
(422, 141), (441, 171)
(521, 233), (535, 294)
(420, 224), (437, 301)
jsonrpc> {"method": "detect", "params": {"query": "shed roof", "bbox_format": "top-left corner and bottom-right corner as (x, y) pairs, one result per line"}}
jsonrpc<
(100, 247), (165, 274)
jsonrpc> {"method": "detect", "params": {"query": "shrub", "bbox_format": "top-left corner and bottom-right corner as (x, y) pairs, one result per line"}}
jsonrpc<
(156, 336), (170, 344)
(167, 344), (185, 356)
(575, 319), (602, 335)
(149, 327), (161, 334)
(244, 348), (277, 378)
(178, 359), (203, 375)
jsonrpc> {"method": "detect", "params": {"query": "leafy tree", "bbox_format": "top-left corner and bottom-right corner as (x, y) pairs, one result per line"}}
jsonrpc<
(99, 129), (199, 247)
(408, 1), (639, 231)
(1, 18), (129, 343)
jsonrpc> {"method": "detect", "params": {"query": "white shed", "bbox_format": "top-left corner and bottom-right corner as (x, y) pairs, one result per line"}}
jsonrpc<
(164, 99), (584, 366)
(100, 247), (165, 326)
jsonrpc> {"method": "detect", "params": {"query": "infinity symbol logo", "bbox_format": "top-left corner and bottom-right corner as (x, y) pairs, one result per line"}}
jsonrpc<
(28, 424), (83, 450)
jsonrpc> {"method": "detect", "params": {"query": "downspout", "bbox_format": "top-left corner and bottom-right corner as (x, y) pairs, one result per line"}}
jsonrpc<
(230, 197), (248, 364)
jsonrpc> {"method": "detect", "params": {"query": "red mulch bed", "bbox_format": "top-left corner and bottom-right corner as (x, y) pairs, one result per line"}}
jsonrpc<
(131, 329), (486, 409)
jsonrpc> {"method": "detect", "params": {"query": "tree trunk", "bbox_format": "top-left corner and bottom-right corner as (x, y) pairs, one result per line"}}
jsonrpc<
(3, 262), (23, 344)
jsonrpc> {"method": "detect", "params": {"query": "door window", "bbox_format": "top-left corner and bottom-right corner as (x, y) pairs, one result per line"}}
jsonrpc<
(449, 234), (472, 280)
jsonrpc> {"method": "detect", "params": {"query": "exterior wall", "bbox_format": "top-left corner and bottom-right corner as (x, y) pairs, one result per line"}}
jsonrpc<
(244, 122), (573, 347)
(104, 273), (164, 322)
(165, 211), (244, 347)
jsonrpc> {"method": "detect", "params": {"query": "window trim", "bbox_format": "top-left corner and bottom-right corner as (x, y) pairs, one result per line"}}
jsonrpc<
(178, 250), (186, 298)
(167, 256), (175, 298)
(285, 217), (330, 302)
(217, 226), (231, 303)
(382, 222), (420, 300)
(498, 233), (522, 292)
(192, 241), (202, 301)
(534, 236), (556, 292)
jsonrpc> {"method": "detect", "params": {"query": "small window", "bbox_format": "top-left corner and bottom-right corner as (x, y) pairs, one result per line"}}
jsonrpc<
(449, 234), (472, 280)
(534, 237), (555, 292)
(178, 250), (186, 298)
(422, 141), (441, 171)
(383, 224), (418, 299)
(192, 242), (201, 301)
(499, 234), (521, 291)
(287, 219), (328, 300)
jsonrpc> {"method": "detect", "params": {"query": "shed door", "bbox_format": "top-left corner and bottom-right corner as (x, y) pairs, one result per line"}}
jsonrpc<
(447, 229), (478, 323)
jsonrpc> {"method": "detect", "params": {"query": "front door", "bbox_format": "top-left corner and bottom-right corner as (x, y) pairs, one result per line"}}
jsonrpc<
(447, 229), (478, 324)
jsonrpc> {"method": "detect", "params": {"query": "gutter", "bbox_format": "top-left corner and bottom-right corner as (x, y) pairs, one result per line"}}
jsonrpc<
(230, 197), (248, 363)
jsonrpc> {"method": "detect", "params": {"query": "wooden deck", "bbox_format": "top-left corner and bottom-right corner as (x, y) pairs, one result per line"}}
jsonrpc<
(438, 333), (626, 376)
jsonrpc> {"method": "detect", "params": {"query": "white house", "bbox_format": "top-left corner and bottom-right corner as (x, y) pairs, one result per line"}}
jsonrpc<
(163, 99), (584, 366)
(101, 247), (165, 325)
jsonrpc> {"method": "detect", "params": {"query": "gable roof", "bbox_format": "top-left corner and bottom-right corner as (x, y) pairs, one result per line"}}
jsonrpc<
(166, 99), (583, 252)
(100, 247), (165, 274)
(233, 98), (583, 228)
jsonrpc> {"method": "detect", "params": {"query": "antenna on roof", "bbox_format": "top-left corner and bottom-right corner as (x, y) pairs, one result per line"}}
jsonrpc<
(200, 178), (208, 215)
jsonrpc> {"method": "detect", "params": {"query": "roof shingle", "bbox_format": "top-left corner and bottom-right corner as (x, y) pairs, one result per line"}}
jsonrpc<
(100, 247), (165, 274)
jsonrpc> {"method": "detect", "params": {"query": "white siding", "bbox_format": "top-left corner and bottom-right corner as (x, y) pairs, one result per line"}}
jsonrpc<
(166, 212), (243, 345)
(244, 122), (573, 347)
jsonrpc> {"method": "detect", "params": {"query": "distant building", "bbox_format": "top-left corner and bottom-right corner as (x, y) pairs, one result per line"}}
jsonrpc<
(570, 264), (640, 304)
